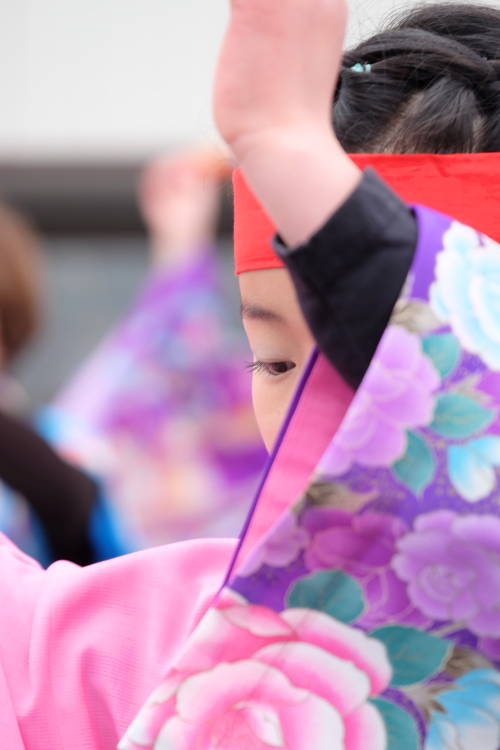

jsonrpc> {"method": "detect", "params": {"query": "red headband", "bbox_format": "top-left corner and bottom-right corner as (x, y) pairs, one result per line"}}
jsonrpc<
(233, 153), (500, 274)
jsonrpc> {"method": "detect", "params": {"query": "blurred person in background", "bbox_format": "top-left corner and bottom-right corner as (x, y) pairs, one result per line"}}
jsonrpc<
(43, 150), (266, 548)
(0, 202), (107, 566)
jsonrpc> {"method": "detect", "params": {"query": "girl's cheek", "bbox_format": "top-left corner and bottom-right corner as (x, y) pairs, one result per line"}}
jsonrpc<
(252, 384), (281, 451)
(251, 372), (300, 451)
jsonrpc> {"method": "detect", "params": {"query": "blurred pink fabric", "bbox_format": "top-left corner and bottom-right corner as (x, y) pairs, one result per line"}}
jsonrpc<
(0, 531), (235, 749)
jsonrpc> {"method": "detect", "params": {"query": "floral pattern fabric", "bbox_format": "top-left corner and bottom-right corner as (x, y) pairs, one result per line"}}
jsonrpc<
(120, 214), (500, 749)
(49, 248), (266, 547)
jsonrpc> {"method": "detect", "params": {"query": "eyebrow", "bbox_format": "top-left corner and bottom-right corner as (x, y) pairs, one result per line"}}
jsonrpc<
(240, 301), (285, 323)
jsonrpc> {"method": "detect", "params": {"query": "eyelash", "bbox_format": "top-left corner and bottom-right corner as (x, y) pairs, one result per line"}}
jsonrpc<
(246, 360), (296, 378)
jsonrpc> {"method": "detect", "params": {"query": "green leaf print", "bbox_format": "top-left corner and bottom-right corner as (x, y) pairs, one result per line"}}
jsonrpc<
(430, 393), (494, 439)
(370, 625), (452, 686)
(393, 431), (436, 495)
(286, 569), (364, 623)
(422, 333), (460, 379)
(369, 698), (419, 750)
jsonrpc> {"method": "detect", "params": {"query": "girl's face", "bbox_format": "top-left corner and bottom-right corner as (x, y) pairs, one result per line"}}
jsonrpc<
(239, 268), (315, 450)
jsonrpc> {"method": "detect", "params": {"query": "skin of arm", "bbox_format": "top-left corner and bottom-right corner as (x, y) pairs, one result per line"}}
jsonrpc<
(213, 0), (361, 248)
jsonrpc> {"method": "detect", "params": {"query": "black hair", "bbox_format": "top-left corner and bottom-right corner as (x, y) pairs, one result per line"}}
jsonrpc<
(333, 3), (500, 153)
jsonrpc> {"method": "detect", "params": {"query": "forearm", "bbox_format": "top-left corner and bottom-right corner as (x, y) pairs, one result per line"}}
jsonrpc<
(234, 126), (361, 248)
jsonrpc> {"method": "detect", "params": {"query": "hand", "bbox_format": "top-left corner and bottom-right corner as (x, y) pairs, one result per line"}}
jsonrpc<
(213, 0), (360, 247)
(138, 150), (229, 267)
(213, 0), (348, 160)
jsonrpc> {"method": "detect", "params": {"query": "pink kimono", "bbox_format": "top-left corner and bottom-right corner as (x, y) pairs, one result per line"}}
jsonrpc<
(4, 159), (500, 750)
(0, 533), (235, 748)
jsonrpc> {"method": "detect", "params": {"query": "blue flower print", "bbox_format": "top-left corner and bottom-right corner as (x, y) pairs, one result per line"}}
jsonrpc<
(430, 222), (500, 370)
(448, 435), (500, 502)
(426, 669), (500, 750)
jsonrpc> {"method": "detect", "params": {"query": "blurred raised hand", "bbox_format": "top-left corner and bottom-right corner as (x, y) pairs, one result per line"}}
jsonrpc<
(138, 150), (229, 268)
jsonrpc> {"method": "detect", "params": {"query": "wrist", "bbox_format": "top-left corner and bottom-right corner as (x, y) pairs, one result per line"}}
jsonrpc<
(233, 122), (361, 247)
(229, 119), (331, 165)
(150, 235), (213, 270)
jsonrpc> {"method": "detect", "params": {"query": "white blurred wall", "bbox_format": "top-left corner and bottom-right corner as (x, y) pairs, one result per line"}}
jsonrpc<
(0, 0), (229, 161)
(0, 0), (498, 162)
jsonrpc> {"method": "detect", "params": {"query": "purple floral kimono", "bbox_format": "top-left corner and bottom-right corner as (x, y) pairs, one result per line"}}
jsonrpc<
(120, 206), (500, 750)
(49, 248), (266, 548)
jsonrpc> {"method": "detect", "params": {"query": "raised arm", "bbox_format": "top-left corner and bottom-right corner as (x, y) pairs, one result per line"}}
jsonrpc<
(214, 0), (419, 395)
(213, 0), (360, 247)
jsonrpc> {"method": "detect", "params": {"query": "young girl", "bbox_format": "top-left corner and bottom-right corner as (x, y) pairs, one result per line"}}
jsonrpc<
(4, 2), (500, 749)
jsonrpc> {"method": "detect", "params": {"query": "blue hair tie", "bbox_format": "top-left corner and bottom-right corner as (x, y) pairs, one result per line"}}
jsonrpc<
(351, 63), (372, 73)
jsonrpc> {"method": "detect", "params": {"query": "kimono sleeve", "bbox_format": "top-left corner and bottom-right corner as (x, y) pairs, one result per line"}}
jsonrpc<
(0, 531), (235, 750)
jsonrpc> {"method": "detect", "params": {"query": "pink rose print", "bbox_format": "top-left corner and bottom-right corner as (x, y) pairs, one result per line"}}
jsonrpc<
(319, 325), (439, 475)
(393, 510), (500, 637)
(120, 590), (391, 750)
(303, 509), (429, 629)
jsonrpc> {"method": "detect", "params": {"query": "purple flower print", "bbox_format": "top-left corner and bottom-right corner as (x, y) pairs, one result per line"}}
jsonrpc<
(318, 325), (439, 476)
(302, 508), (429, 629)
(479, 637), (500, 661)
(478, 371), (500, 433)
(393, 510), (500, 637)
(238, 511), (310, 577)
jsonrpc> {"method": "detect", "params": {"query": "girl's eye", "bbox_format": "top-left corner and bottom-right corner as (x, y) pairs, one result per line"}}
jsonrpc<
(246, 360), (296, 378)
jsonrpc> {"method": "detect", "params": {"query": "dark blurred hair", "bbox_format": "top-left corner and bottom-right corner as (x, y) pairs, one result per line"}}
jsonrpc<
(334, 3), (500, 153)
(0, 204), (41, 362)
